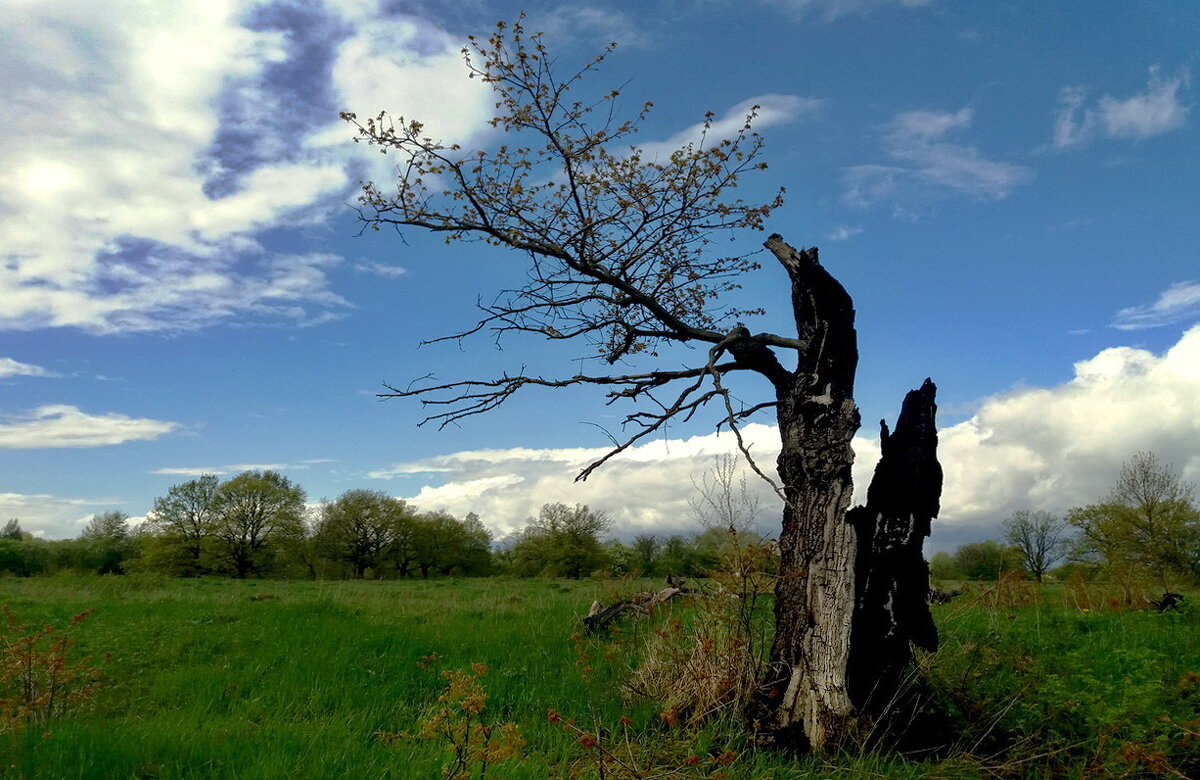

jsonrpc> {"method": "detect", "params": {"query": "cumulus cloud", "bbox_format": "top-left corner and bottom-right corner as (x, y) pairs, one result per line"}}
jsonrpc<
(0, 405), (179, 449)
(1052, 68), (1190, 149)
(635, 95), (823, 162)
(0, 492), (126, 539)
(1112, 281), (1200, 330)
(845, 107), (1033, 212)
(0, 0), (490, 334)
(0, 358), (56, 379)
(370, 325), (1200, 551)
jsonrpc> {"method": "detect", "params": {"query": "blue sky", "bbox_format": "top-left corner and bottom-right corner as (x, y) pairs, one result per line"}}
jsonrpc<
(2, 0), (1198, 551)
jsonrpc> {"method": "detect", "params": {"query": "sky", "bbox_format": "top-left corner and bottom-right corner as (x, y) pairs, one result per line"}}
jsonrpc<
(1, 0), (1198, 552)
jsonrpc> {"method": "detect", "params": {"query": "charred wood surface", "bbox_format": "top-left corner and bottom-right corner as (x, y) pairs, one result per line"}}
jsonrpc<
(846, 379), (942, 723)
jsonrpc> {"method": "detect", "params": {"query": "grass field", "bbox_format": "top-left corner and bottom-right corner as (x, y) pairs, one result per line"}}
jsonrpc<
(2, 575), (1199, 778)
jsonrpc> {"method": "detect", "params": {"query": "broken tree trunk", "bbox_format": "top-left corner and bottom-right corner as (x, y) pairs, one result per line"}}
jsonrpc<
(846, 379), (941, 728)
(760, 236), (862, 751)
(756, 236), (941, 753)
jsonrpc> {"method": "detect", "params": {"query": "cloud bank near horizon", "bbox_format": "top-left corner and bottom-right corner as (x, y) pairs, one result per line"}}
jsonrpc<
(371, 324), (1200, 549)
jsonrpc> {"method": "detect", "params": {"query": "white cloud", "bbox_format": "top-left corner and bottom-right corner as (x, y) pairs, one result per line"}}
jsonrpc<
(150, 462), (304, 476)
(826, 226), (863, 242)
(353, 261), (408, 278)
(371, 325), (1200, 551)
(0, 492), (125, 539)
(0, 0), (490, 335)
(1112, 281), (1200, 330)
(767, 0), (934, 21)
(1052, 86), (1094, 149)
(1052, 68), (1190, 149)
(531, 6), (652, 48)
(1100, 68), (1190, 140)
(935, 326), (1200, 538)
(0, 405), (178, 449)
(846, 107), (1033, 211)
(372, 424), (787, 539)
(635, 95), (823, 162)
(0, 358), (56, 379)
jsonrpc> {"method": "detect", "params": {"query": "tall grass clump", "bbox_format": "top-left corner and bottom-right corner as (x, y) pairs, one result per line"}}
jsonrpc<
(625, 531), (777, 730)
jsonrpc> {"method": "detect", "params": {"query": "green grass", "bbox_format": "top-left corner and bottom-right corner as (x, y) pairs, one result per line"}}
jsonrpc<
(2, 575), (1199, 778)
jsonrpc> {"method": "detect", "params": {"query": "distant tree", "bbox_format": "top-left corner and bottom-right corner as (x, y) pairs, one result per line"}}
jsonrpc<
(412, 511), (494, 577)
(413, 512), (460, 579)
(2, 519), (23, 540)
(601, 538), (635, 575)
(928, 551), (960, 581)
(455, 513), (494, 576)
(388, 512), (420, 578)
(1068, 452), (1200, 586)
(149, 475), (220, 575)
(689, 454), (761, 534)
(211, 470), (306, 578)
(952, 540), (1023, 581)
(631, 534), (662, 576)
(658, 534), (702, 578)
(316, 490), (409, 578)
(81, 510), (130, 542)
(80, 510), (133, 574)
(0, 538), (49, 576)
(510, 503), (611, 579)
(1003, 510), (1069, 583)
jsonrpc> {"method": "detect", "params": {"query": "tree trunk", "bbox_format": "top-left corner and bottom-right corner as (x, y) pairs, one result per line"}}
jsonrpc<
(846, 379), (940, 732)
(759, 237), (861, 751)
(756, 237), (941, 753)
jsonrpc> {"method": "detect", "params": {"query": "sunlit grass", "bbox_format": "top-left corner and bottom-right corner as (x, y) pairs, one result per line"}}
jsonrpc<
(3, 575), (1199, 777)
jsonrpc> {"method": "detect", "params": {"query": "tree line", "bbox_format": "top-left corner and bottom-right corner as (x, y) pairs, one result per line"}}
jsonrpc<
(930, 452), (1200, 587)
(1, 470), (764, 580)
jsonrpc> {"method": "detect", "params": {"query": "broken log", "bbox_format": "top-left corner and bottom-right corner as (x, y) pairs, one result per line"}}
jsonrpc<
(582, 578), (690, 634)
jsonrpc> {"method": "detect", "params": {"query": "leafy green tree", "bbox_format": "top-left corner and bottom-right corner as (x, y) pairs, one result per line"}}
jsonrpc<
(601, 538), (635, 575)
(952, 540), (1023, 581)
(928, 551), (961, 581)
(407, 511), (493, 578)
(1003, 509), (1068, 583)
(510, 503), (611, 579)
(631, 534), (661, 576)
(0, 538), (50, 576)
(388, 512), (420, 578)
(455, 513), (494, 576)
(413, 512), (459, 579)
(1068, 452), (1200, 586)
(211, 470), (306, 578)
(2, 519), (24, 540)
(658, 534), (702, 578)
(315, 490), (409, 578)
(149, 474), (219, 575)
(80, 510), (133, 574)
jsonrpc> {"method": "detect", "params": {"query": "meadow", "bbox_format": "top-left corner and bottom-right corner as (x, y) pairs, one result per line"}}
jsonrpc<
(3, 575), (1199, 778)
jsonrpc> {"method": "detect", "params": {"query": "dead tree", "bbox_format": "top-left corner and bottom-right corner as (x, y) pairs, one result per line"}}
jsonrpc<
(342, 17), (941, 753)
(847, 381), (941, 732)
